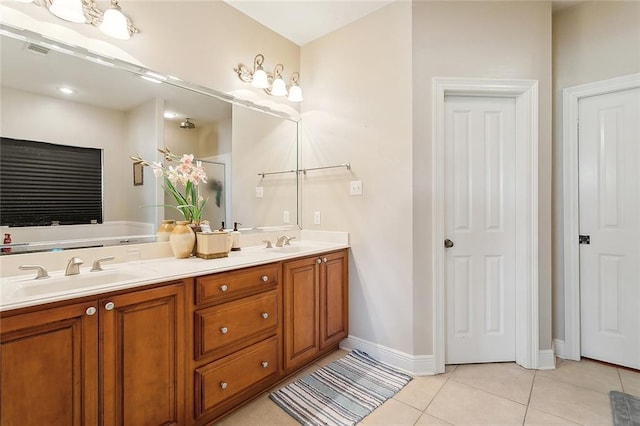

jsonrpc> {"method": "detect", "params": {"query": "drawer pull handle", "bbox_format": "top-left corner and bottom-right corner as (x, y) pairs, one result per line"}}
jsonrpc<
(220, 382), (228, 390)
(86, 306), (97, 316)
(220, 327), (229, 334)
(220, 284), (228, 292)
(323, 257), (328, 263)
(261, 275), (269, 282)
(316, 258), (322, 264)
(261, 312), (269, 319)
(104, 302), (115, 311)
(261, 361), (269, 368)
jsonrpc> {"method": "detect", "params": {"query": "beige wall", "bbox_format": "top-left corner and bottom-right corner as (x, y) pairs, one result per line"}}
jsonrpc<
(301, 2), (414, 353)
(552, 2), (640, 341)
(412, 1), (553, 353)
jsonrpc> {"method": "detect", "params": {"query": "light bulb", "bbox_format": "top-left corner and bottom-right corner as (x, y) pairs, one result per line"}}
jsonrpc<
(288, 85), (303, 102)
(49, 0), (86, 23)
(251, 68), (269, 89)
(271, 77), (287, 97)
(99, 2), (130, 40)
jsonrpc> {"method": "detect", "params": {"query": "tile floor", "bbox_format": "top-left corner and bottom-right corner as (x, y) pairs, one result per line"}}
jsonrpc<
(217, 350), (640, 426)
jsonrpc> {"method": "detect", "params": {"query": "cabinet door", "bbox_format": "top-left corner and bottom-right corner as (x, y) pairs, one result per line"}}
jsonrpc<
(101, 283), (184, 426)
(283, 256), (320, 371)
(0, 301), (99, 426)
(320, 250), (349, 349)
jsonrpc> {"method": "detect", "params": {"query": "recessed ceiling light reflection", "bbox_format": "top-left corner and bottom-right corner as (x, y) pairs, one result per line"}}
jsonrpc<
(164, 112), (177, 119)
(58, 87), (76, 95)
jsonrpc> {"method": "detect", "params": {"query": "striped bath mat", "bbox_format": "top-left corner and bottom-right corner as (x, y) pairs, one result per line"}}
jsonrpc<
(269, 350), (412, 425)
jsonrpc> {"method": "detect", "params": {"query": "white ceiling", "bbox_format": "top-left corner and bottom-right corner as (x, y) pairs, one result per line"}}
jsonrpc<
(224, 0), (585, 46)
(223, 0), (395, 46)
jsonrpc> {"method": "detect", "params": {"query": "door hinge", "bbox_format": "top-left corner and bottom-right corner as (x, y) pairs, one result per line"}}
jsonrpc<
(579, 235), (590, 245)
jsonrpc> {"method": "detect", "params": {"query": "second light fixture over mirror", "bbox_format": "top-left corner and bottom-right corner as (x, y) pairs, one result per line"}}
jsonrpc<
(15, 0), (138, 40)
(235, 54), (303, 102)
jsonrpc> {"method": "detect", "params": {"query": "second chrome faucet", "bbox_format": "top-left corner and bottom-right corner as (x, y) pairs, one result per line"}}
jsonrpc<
(65, 257), (84, 276)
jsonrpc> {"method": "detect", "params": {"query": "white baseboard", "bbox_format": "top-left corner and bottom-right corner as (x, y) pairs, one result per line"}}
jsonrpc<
(537, 348), (556, 370)
(340, 335), (435, 376)
(553, 339), (566, 359)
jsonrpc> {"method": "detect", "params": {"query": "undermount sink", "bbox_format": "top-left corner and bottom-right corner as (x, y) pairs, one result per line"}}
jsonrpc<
(2, 267), (151, 300)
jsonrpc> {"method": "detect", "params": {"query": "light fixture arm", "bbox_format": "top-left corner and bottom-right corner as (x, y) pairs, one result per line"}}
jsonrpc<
(37, 0), (139, 37)
(235, 53), (266, 84)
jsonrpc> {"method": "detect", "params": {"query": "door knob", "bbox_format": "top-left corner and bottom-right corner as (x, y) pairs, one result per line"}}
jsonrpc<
(444, 239), (454, 248)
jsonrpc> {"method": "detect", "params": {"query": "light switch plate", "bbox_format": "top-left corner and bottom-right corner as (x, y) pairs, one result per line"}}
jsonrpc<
(313, 211), (321, 225)
(350, 180), (363, 196)
(283, 210), (290, 223)
(255, 186), (264, 198)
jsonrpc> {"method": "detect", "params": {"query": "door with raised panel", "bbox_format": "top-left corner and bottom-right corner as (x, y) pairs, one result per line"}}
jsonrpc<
(0, 301), (99, 426)
(283, 256), (320, 371)
(100, 282), (185, 426)
(319, 250), (348, 350)
(444, 95), (517, 364)
(579, 87), (640, 369)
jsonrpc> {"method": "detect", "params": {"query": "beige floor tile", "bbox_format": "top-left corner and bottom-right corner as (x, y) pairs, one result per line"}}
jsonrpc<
(393, 375), (448, 410)
(538, 358), (622, 394)
(415, 412), (452, 425)
(445, 364), (458, 374)
(277, 364), (320, 387)
(619, 368), (640, 397)
(314, 348), (350, 368)
(358, 398), (423, 425)
(524, 407), (580, 425)
(450, 362), (534, 404)
(529, 375), (613, 426)
(425, 379), (527, 425)
(216, 394), (299, 426)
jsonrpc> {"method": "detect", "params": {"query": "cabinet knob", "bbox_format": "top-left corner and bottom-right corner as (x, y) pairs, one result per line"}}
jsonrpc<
(261, 275), (269, 282)
(220, 382), (228, 390)
(261, 361), (269, 368)
(323, 257), (328, 263)
(316, 258), (322, 264)
(104, 302), (115, 311)
(261, 312), (269, 319)
(86, 306), (97, 316)
(220, 327), (228, 334)
(220, 284), (228, 292)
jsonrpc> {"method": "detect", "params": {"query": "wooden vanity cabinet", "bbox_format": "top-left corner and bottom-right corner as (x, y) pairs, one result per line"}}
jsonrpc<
(0, 280), (185, 426)
(188, 263), (282, 425)
(283, 249), (348, 372)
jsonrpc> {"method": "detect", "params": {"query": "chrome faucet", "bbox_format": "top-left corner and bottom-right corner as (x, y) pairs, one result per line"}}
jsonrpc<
(19, 265), (50, 280)
(65, 257), (84, 276)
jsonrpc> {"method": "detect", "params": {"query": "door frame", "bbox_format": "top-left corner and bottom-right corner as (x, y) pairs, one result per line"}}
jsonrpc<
(432, 77), (539, 373)
(562, 73), (640, 361)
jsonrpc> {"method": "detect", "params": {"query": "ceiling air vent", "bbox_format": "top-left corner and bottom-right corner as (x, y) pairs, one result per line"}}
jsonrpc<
(25, 43), (50, 56)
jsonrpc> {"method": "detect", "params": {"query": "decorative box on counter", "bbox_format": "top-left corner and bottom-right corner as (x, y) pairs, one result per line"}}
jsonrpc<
(196, 231), (233, 259)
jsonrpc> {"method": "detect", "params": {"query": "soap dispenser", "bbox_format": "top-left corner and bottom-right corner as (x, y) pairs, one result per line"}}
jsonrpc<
(231, 222), (241, 251)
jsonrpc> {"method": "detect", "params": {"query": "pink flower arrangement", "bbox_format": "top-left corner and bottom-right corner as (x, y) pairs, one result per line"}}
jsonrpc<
(131, 147), (208, 224)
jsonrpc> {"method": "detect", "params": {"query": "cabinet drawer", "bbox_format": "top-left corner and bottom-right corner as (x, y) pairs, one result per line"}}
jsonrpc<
(194, 336), (278, 417)
(194, 291), (277, 359)
(195, 264), (279, 305)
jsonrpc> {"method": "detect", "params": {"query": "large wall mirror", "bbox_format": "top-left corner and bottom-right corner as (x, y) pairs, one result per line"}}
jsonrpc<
(0, 25), (299, 254)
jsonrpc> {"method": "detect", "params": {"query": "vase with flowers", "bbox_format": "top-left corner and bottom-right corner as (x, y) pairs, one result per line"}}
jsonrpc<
(131, 147), (208, 258)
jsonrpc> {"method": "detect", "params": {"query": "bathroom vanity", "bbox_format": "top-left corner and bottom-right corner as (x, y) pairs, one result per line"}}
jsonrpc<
(0, 240), (348, 426)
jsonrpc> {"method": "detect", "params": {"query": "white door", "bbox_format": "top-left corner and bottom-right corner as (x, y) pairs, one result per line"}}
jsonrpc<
(444, 96), (517, 364)
(579, 87), (640, 369)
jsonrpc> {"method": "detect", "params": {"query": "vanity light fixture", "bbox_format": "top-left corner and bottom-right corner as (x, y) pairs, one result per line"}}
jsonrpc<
(49, 0), (86, 23)
(234, 54), (303, 102)
(22, 0), (139, 40)
(99, 0), (131, 40)
(180, 118), (195, 129)
(287, 72), (303, 102)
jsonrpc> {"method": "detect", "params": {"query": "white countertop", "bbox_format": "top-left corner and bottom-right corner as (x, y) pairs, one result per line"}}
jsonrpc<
(0, 239), (349, 312)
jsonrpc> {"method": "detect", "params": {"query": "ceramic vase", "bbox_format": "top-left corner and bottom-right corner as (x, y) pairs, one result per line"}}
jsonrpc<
(156, 219), (175, 242)
(169, 220), (195, 258)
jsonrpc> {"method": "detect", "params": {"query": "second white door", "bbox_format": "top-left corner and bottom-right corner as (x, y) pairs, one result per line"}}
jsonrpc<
(444, 95), (517, 364)
(579, 87), (640, 369)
